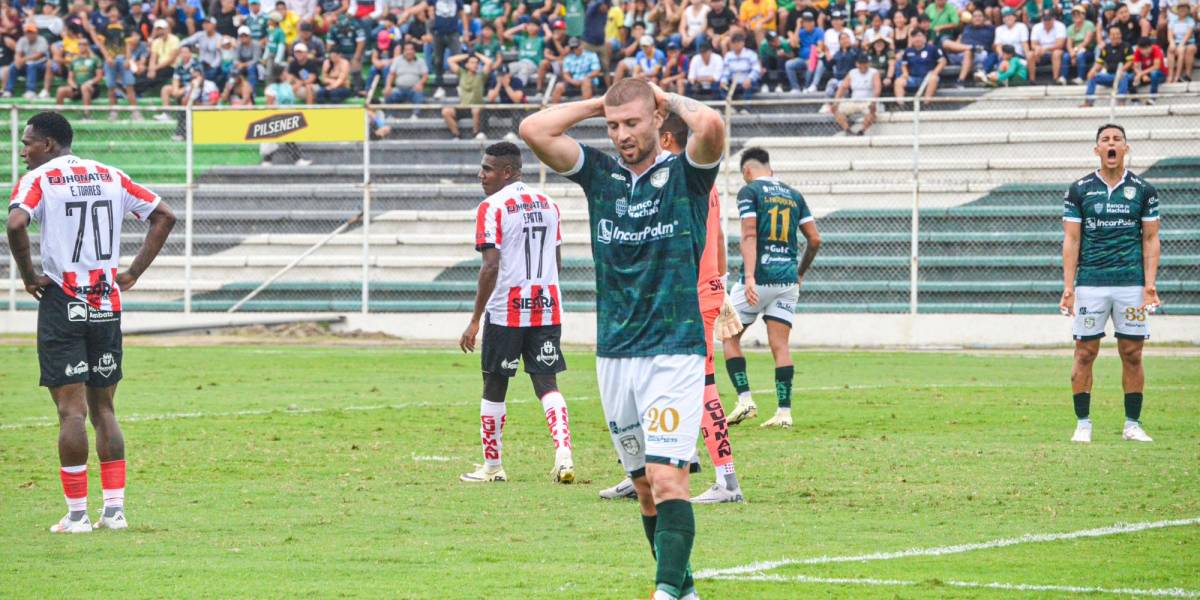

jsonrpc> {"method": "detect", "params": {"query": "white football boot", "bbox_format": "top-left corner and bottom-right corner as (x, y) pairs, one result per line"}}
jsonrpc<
(49, 513), (92, 533)
(598, 477), (637, 500)
(726, 396), (758, 426)
(460, 464), (507, 482)
(1123, 422), (1153, 442)
(1071, 421), (1093, 443)
(552, 451), (575, 484)
(93, 509), (128, 530)
(760, 410), (793, 429)
(690, 483), (745, 504)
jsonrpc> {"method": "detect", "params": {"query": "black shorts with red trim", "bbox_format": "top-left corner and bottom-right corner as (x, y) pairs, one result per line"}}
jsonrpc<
(37, 283), (123, 388)
(481, 318), (566, 377)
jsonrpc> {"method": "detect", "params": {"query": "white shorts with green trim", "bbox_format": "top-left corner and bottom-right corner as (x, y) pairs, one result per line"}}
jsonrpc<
(1073, 285), (1150, 341)
(597, 354), (704, 477)
(729, 281), (800, 327)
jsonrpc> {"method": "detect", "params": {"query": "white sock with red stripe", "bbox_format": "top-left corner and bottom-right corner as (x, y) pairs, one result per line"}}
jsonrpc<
(539, 391), (572, 458)
(480, 399), (506, 467)
(59, 464), (88, 517)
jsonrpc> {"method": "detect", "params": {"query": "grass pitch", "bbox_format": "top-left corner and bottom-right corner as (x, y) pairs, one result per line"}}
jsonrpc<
(0, 343), (1197, 599)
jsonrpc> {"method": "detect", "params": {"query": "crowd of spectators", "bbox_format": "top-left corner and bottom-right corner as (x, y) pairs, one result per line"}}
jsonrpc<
(0, 0), (1193, 131)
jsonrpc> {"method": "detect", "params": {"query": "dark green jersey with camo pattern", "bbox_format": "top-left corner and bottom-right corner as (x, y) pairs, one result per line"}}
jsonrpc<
(562, 145), (719, 358)
(1062, 170), (1160, 287)
(736, 177), (814, 285)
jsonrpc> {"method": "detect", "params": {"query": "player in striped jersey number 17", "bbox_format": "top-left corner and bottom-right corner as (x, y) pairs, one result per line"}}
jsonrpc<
(458, 142), (575, 484)
(7, 112), (176, 533)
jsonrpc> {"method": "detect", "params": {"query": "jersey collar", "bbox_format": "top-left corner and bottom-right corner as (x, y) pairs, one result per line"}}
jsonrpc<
(1094, 168), (1130, 196)
(619, 150), (673, 187)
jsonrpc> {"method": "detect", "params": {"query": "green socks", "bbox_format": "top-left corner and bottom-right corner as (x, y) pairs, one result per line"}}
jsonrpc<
(725, 357), (750, 395)
(641, 514), (657, 558)
(653, 499), (695, 598)
(775, 365), (794, 409)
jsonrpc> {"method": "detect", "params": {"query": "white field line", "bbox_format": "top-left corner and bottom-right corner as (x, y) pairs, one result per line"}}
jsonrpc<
(711, 573), (1200, 598)
(411, 453), (459, 462)
(0, 399), (535, 431)
(695, 516), (1200, 579)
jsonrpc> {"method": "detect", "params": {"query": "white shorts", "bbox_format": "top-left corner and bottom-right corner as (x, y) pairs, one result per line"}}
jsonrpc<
(1073, 286), (1151, 341)
(839, 101), (873, 117)
(729, 281), (799, 327)
(597, 354), (704, 476)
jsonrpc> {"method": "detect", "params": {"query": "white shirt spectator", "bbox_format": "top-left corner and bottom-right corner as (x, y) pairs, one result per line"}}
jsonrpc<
(824, 27), (857, 54)
(286, 0), (318, 18)
(847, 66), (878, 99)
(1125, 0), (1152, 17)
(721, 47), (760, 85)
(683, 4), (710, 38)
(688, 51), (724, 82)
(1030, 20), (1067, 47)
(866, 0), (891, 15)
(994, 21), (1029, 55)
(863, 23), (893, 45)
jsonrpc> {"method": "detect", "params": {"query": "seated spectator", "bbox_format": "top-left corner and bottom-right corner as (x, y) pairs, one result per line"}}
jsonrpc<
(245, 0), (271, 44)
(686, 38), (724, 96)
(943, 11), (994, 87)
(865, 35), (894, 90)
(292, 20), (326, 60)
(366, 27), (394, 94)
(221, 64), (256, 105)
(758, 30), (793, 91)
(633, 33), (665, 82)
(892, 12), (911, 52)
(739, 0), (779, 39)
(720, 31), (761, 97)
(1131, 36), (1166, 103)
(647, 0), (682, 45)
(861, 12), (893, 46)
(809, 9), (854, 91)
(680, 0), (710, 51)
(384, 41), (428, 116)
(832, 53), (880, 135)
(142, 20), (181, 94)
(182, 17), (225, 87)
(992, 8), (1029, 69)
(1111, 4), (1149, 44)
(44, 23), (84, 100)
(440, 52), (493, 140)
(55, 42), (101, 115)
(537, 19), (569, 93)
(263, 64), (312, 166)
(478, 0), (514, 33)
(503, 16), (545, 91)
(158, 45), (197, 111)
(705, 0), (738, 52)
(823, 31), (858, 97)
(661, 39), (689, 93)
(182, 65), (220, 105)
(1028, 9), (1067, 83)
(265, 11), (289, 71)
(982, 43), (1027, 85)
(1082, 25), (1133, 106)
(553, 36), (601, 101)
(611, 21), (647, 81)
(785, 10), (821, 92)
(288, 42), (321, 103)
(516, 0), (558, 23)
(317, 47), (353, 102)
(894, 27), (944, 100)
(486, 61), (526, 107)
(852, 1), (870, 38)
(5, 22), (47, 98)
(1065, 5), (1096, 85)
(1166, 1), (1196, 83)
(327, 13), (365, 91)
(924, 0), (959, 48)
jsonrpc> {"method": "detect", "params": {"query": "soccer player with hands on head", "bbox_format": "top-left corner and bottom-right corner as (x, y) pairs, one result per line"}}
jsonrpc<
(458, 142), (575, 484)
(1061, 123), (1161, 444)
(723, 148), (820, 430)
(520, 78), (724, 600)
(7, 112), (175, 534)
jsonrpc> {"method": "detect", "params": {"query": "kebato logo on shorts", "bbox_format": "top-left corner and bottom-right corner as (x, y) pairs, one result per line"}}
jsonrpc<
(94, 353), (117, 378)
(67, 302), (87, 322)
(245, 112), (308, 140)
(536, 341), (559, 366)
(619, 434), (641, 455)
(64, 361), (88, 377)
(501, 357), (519, 370)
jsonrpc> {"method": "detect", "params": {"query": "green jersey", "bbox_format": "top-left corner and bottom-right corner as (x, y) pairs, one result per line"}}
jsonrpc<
(70, 56), (98, 83)
(563, 145), (720, 358)
(515, 33), (545, 63)
(1063, 170), (1160, 287)
(737, 177), (813, 285)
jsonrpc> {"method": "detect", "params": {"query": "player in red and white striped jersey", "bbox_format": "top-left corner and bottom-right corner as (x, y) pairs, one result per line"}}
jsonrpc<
(458, 141), (574, 484)
(7, 112), (175, 534)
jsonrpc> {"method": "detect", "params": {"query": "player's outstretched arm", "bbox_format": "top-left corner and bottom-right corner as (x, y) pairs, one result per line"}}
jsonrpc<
(657, 87), (725, 167)
(1060, 220), (1081, 316)
(460, 248), (500, 353)
(1142, 218), (1162, 309)
(518, 98), (603, 174)
(6, 208), (50, 299)
(118, 202), (176, 291)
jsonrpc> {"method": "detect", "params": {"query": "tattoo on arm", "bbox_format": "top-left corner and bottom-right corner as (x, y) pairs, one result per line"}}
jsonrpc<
(666, 93), (702, 114)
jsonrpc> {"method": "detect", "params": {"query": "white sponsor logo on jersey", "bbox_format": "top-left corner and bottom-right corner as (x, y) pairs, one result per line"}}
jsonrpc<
(597, 219), (676, 245)
(1124, 187), (1136, 200)
(626, 198), (659, 218)
(67, 302), (88, 321)
(615, 197), (628, 217)
(650, 169), (669, 189)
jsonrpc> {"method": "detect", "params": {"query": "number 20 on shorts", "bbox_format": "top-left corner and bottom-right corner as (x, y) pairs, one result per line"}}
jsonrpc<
(646, 407), (680, 433)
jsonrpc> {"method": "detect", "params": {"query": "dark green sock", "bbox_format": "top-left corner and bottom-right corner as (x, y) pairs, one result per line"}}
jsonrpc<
(653, 499), (695, 598)
(1073, 392), (1090, 420)
(641, 514), (657, 559)
(1124, 392), (1144, 422)
(775, 365), (794, 409)
(725, 357), (750, 395)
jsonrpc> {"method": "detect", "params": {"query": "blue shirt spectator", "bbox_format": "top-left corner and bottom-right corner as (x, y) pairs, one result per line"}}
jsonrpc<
(564, 45), (601, 82)
(583, 0), (608, 46)
(960, 22), (995, 49)
(902, 42), (942, 79)
(795, 24), (824, 60)
(635, 47), (666, 74)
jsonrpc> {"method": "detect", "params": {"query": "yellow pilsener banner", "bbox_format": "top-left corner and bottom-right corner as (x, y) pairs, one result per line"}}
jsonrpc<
(192, 107), (365, 144)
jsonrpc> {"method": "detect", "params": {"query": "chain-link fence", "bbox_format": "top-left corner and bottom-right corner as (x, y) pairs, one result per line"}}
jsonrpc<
(2, 93), (1196, 316)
